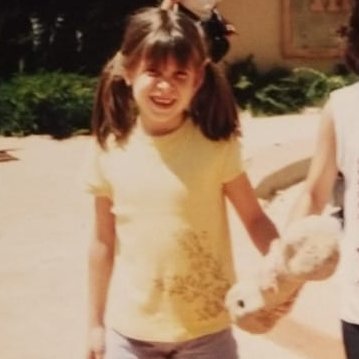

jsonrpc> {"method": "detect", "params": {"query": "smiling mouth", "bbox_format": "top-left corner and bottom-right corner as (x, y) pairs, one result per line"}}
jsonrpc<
(150, 96), (176, 107)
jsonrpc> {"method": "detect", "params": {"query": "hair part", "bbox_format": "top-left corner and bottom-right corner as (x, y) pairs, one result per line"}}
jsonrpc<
(91, 7), (240, 148)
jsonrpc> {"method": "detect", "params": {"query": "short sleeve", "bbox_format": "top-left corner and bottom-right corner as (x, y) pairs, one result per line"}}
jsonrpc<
(78, 139), (112, 198)
(221, 135), (244, 183)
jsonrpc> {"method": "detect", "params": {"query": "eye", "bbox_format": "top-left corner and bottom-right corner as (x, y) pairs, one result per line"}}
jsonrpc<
(175, 71), (189, 80)
(146, 68), (159, 77)
(237, 300), (245, 308)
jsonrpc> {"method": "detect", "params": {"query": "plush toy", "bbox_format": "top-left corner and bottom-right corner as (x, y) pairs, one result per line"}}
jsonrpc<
(225, 215), (341, 334)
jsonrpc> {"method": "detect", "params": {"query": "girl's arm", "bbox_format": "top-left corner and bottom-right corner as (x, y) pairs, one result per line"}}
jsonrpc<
(224, 172), (279, 255)
(87, 196), (116, 359)
(288, 106), (338, 221)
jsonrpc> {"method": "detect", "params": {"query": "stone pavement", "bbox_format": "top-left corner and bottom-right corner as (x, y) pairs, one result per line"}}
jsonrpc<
(0, 111), (346, 359)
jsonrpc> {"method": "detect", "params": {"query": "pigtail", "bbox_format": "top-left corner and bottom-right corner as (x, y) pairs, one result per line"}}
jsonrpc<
(91, 53), (135, 148)
(192, 61), (240, 140)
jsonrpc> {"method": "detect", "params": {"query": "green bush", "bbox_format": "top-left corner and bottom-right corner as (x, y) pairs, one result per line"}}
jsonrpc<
(226, 56), (358, 116)
(0, 72), (97, 137)
(1, 63), (357, 138)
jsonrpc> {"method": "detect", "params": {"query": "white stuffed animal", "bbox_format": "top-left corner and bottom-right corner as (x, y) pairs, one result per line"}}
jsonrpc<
(225, 215), (341, 334)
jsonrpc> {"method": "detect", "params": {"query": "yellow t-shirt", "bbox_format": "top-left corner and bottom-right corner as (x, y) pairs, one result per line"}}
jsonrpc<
(83, 120), (243, 342)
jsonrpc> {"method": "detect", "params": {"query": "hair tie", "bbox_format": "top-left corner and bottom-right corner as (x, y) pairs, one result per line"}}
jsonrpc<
(111, 51), (124, 75)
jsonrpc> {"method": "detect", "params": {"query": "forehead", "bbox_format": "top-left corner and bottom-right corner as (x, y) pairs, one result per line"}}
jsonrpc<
(140, 37), (201, 68)
(140, 55), (197, 71)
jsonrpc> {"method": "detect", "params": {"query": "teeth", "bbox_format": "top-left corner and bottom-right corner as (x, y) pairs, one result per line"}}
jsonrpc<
(152, 96), (174, 105)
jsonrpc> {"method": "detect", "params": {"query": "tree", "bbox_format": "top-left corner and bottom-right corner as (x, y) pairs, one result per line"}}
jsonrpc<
(0, 1), (33, 77)
(0, 0), (157, 77)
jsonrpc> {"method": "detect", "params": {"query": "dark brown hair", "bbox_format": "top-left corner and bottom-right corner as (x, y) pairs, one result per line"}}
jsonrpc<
(91, 7), (239, 147)
(344, 0), (359, 74)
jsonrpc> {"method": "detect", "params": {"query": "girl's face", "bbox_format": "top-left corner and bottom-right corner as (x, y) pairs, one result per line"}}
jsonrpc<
(125, 56), (203, 135)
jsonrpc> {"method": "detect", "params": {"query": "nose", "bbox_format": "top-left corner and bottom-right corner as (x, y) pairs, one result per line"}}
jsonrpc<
(155, 79), (173, 93)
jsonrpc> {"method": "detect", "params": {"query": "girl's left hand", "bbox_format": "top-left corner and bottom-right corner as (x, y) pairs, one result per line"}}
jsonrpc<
(87, 326), (106, 359)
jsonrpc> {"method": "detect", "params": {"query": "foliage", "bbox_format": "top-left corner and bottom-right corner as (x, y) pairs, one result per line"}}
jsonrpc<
(1, 59), (358, 138)
(226, 56), (358, 116)
(0, 72), (96, 137)
(0, 0), (157, 77)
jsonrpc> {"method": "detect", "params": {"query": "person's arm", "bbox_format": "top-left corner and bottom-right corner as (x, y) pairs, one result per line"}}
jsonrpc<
(224, 172), (279, 255)
(87, 196), (116, 359)
(289, 105), (338, 221)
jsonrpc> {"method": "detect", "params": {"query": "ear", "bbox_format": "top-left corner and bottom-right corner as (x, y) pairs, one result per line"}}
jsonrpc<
(193, 62), (206, 92)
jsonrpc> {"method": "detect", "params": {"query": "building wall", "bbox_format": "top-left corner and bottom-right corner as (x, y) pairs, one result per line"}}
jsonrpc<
(219, 0), (347, 71)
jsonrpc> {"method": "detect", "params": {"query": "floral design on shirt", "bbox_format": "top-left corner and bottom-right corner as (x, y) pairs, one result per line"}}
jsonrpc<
(154, 230), (231, 321)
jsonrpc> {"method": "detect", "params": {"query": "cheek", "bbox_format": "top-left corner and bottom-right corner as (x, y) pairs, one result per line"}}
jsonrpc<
(132, 77), (153, 100)
(182, 80), (199, 101)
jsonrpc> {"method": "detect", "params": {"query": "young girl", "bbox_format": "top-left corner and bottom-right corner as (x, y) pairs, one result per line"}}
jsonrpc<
(288, 2), (359, 358)
(84, 7), (278, 359)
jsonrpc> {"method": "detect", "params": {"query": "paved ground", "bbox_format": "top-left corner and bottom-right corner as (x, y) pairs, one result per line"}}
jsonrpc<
(0, 112), (346, 359)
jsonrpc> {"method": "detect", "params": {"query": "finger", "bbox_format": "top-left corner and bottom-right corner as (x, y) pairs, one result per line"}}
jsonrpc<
(94, 351), (104, 359)
(90, 327), (106, 354)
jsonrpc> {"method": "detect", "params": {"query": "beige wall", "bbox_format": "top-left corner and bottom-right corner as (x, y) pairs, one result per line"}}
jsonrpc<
(219, 1), (341, 71)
